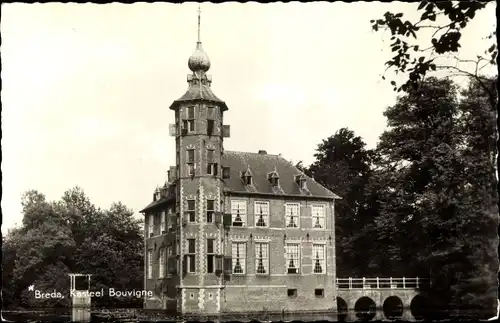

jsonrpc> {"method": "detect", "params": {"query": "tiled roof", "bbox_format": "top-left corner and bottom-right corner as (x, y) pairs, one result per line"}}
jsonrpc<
(140, 183), (176, 213)
(169, 82), (228, 111)
(221, 151), (341, 199)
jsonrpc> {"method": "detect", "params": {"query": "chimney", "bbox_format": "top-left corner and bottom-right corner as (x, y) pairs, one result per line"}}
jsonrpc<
(258, 150), (267, 155)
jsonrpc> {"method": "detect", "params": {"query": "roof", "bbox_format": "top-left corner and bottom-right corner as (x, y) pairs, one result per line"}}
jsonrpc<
(140, 183), (176, 213)
(169, 81), (228, 111)
(221, 151), (341, 199)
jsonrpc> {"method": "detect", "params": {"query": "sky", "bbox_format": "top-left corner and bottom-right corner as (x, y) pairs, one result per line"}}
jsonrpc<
(1, 2), (497, 232)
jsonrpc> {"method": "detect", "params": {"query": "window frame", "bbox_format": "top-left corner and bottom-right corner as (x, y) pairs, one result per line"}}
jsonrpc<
(231, 200), (247, 227)
(312, 243), (326, 274)
(187, 239), (196, 273)
(187, 200), (196, 222)
(159, 248), (166, 278)
(160, 211), (166, 234)
(285, 243), (301, 274)
(147, 250), (153, 279)
(206, 239), (215, 274)
(255, 242), (269, 275)
(148, 214), (155, 238)
(206, 199), (215, 223)
(254, 201), (270, 228)
(311, 204), (326, 229)
(231, 241), (247, 275)
(285, 203), (300, 228)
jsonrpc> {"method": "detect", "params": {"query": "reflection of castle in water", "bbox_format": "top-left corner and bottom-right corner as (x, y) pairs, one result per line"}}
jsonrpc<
(69, 274), (91, 322)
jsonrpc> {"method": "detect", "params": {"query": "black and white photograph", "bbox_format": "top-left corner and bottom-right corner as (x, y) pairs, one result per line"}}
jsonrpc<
(1, 1), (498, 322)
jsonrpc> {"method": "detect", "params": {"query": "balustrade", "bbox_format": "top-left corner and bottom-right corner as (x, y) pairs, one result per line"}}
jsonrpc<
(336, 277), (427, 290)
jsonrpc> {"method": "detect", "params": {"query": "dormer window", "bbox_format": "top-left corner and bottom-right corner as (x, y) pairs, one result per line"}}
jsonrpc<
(241, 168), (253, 186)
(268, 170), (280, 187)
(295, 174), (307, 189)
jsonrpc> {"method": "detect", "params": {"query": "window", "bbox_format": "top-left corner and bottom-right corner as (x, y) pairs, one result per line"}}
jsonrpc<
(222, 167), (231, 179)
(187, 239), (196, 273)
(312, 244), (326, 274)
(167, 246), (173, 256)
(187, 106), (195, 119)
(254, 201), (269, 227)
(255, 242), (269, 274)
(206, 199), (215, 223)
(243, 175), (252, 185)
(285, 203), (300, 228)
(186, 149), (195, 176)
(207, 120), (214, 135)
(207, 163), (218, 176)
(184, 106), (195, 133)
(159, 248), (166, 278)
(315, 289), (324, 297)
(231, 242), (246, 274)
(312, 205), (326, 229)
(187, 200), (196, 222)
(231, 200), (246, 227)
(207, 239), (215, 273)
(160, 211), (166, 234)
(287, 289), (297, 298)
(148, 214), (154, 237)
(285, 243), (300, 274)
(147, 250), (153, 279)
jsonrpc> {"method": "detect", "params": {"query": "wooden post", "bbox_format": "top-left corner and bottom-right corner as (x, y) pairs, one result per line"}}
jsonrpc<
(416, 277), (419, 289)
(349, 277), (352, 290)
(390, 277), (393, 288)
(377, 277), (379, 289)
(403, 277), (406, 289)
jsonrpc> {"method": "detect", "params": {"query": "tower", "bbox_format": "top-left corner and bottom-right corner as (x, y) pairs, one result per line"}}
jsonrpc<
(168, 6), (229, 314)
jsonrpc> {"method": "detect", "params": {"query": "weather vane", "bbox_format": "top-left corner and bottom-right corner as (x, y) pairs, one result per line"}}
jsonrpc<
(197, 4), (201, 43)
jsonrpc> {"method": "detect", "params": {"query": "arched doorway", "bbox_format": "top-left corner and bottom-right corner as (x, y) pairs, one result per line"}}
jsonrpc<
(354, 297), (376, 321)
(410, 295), (427, 320)
(336, 297), (348, 321)
(383, 296), (403, 319)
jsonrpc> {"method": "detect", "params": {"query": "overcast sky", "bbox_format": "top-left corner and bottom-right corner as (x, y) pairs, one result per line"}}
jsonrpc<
(2, 2), (496, 231)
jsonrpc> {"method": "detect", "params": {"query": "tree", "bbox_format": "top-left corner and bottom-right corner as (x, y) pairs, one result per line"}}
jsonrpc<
(2, 187), (144, 309)
(307, 128), (375, 276)
(373, 76), (498, 318)
(371, 1), (497, 107)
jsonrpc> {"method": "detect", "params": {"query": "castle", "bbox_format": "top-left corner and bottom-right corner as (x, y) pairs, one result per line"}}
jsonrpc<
(140, 8), (340, 316)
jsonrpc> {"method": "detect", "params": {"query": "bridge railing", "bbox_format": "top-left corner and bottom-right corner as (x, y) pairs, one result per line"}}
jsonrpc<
(336, 277), (428, 290)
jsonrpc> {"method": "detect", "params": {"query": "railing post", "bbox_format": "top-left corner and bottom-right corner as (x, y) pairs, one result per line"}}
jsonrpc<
(363, 277), (365, 289)
(390, 277), (392, 289)
(403, 277), (406, 289)
(349, 277), (352, 290)
(377, 277), (379, 289)
(416, 277), (419, 289)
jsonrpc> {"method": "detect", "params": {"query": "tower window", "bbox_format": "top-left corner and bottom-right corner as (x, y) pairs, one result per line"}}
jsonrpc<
(187, 200), (196, 222)
(206, 199), (215, 223)
(187, 239), (196, 273)
(207, 163), (218, 176)
(183, 106), (195, 133)
(207, 239), (215, 273)
(207, 149), (214, 162)
(187, 106), (195, 119)
(207, 120), (214, 135)
(186, 150), (195, 177)
(187, 150), (195, 163)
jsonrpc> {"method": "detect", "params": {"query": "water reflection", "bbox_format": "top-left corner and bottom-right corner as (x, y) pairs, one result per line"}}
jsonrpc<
(72, 307), (91, 322)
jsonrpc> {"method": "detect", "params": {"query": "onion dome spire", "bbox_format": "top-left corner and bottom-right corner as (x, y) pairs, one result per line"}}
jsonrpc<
(188, 5), (211, 73)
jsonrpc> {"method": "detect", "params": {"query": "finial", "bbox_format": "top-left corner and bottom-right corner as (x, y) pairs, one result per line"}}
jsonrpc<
(197, 4), (201, 43)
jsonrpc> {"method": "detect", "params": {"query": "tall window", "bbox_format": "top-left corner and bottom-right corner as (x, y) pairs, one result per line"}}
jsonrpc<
(159, 248), (166, 278)
(147, 250), (153, 279)
(187, 200), (196, 222)
(160, 211), (166, 234)
(186, 149), (195, 176)
(231, 200), (246, 227)
(148, 214), (154, 237)
(312, 205), (326, 229)
(254, 201), (269, 227)
(285, 203), (300, 228)
(206, 199), (215, 223)
(255, 242), (269, 274)
(312, 244), (326, 274)
(207, 106), (215, 119)
(285, 243), (300, 274)
(184, 106), (195, 133)
(207, 149), (214, 163)
(207, 239), (215, 273)
(232, 242), (246, 274)
(187, 239), (196, 273)
(207, 120), (215, 135)
(207, 163), (218, 176)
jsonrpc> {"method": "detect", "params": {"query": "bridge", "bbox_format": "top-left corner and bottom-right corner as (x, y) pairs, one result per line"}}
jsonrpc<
(336, 277), (428, 321)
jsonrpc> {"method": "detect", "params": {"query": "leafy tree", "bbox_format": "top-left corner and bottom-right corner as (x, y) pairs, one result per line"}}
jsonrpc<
(307, 128), (375, 277)
(371, 1), (497, 107)
(373, 76), (498, 318)
(2, 187), (144, 309)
